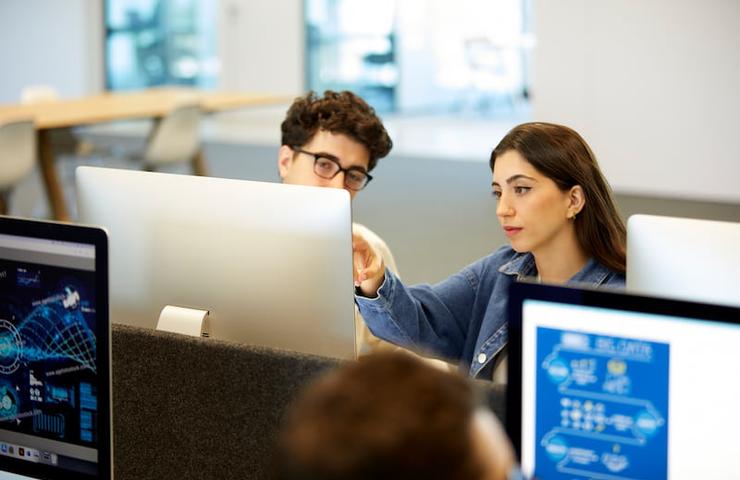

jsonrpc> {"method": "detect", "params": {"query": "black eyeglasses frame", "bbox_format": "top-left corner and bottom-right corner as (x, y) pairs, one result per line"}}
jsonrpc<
(292, 147), (373, 191)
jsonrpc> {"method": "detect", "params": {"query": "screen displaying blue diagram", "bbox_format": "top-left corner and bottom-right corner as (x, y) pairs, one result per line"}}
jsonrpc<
(0, 258), (98, 452)
(535, 327), (669, 479)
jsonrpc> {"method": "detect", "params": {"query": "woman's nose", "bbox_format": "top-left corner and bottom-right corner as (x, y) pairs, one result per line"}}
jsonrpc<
(496, 195), (514, 217)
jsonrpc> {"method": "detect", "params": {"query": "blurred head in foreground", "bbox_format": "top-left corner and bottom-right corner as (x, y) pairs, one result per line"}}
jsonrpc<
(275, 352), (516, 480)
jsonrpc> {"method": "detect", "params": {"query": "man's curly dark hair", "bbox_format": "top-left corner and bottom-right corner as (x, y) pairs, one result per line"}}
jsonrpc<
(280, 91), (393, 172)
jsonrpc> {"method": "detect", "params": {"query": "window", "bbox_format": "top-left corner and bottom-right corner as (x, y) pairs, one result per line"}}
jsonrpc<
(306, 0), (398, 112)
(104, 0), (218, 90)
(305, 0), (533, 117)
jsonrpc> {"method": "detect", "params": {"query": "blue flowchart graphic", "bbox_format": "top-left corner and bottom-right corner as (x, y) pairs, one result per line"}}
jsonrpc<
(535, 327), (669, 479)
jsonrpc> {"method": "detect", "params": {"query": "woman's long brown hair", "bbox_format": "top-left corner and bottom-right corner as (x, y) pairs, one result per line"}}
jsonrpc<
(490, 122), (626, 274)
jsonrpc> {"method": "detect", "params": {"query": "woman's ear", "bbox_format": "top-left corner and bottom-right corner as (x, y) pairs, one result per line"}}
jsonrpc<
(568, 185), (586, 218)
(277, 145), (294, 180)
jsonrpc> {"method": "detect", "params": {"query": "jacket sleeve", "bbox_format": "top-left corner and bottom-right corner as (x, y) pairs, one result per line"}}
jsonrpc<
(355, 264), (483, 361)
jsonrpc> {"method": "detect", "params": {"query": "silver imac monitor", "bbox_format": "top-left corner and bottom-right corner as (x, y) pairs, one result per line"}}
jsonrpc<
(626, 214), (740, 308)
(76, 166), (356, 359)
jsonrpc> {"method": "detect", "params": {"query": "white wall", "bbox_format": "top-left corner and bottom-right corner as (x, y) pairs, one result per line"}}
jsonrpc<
(218, 0), (304, 95)
(533, 0), (740, 203)
(0, 0), (103, 103)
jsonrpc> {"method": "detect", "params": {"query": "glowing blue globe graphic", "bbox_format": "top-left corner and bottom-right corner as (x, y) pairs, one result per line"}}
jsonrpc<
(0, 381), (19, 420)
(0, 319), (22, 374)
(0, 303), (96, 374)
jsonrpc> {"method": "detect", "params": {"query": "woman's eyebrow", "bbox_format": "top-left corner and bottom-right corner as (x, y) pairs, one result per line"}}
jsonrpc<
(505, 174), (536, 184)
(492, 174), (536, 187)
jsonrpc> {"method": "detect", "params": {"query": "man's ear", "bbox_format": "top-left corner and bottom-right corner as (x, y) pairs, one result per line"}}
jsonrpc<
(277, 145), (294, 180)
(568, 185), (586, 217)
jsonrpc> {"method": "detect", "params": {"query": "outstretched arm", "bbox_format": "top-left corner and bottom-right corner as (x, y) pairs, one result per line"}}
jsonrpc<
(352, 228), (482, 361)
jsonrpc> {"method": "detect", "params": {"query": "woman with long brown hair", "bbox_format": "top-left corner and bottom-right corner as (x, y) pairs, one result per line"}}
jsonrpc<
(352, 122), (626, 381)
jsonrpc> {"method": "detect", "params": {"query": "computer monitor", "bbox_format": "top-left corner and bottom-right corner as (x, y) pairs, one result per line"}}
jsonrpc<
(627, 214), (740, 308)
(0, 216), (111, 480)
(75, 166), (356, 359)
(507, 282), (740, 479)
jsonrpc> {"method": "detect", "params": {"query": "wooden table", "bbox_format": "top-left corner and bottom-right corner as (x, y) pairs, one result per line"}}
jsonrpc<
(0, 88), (292, 221)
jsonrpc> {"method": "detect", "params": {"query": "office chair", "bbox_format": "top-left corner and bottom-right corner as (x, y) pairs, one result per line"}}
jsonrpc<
(0, 119), (36, 215)
(135, 103), (205, 175)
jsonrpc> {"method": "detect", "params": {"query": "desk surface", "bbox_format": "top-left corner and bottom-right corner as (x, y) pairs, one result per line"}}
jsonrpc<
(0, 88), (293, 129)
(0, 87), (293, 221)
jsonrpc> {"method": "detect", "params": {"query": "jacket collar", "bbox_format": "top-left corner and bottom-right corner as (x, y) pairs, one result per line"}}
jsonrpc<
(498, 252), (611, 285)
(498, 252), (537, 279)
(568, 257), (611, 285)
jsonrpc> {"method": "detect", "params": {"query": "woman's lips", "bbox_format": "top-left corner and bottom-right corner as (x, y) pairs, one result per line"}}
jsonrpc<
(503, 226), (523, 238)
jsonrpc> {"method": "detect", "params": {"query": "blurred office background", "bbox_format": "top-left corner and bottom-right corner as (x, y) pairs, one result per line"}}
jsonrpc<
(0, 0), (738, 283)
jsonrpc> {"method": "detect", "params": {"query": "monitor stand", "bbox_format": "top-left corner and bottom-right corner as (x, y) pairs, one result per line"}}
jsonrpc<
(156, 305), (210, 337)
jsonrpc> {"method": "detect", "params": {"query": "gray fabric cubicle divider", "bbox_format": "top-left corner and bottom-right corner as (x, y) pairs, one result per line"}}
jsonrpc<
(111, 323), (342, 479)
(111, 323), (508, 479)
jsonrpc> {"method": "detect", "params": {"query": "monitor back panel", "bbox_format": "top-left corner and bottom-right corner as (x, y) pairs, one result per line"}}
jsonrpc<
(627, 214), (740, 307)
(76, 166), (356, 359)
(0, 216), (111, 480)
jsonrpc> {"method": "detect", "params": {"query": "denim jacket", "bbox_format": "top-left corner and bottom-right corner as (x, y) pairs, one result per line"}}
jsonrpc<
(355, 245), (625, 379)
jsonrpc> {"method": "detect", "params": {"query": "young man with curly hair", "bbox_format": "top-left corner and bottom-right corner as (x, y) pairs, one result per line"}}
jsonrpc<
(277, 90), (402, 356)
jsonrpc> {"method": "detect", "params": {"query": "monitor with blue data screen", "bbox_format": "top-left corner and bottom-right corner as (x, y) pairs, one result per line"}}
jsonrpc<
(0, 217), (110, 480)
(507, 282), (740, 480)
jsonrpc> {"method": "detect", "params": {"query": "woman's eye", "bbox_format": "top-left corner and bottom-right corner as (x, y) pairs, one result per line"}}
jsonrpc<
(514, 186), (531, 195)
(492, 190), (502, 199)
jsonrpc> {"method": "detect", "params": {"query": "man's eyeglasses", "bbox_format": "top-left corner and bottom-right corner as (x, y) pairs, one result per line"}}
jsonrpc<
(292, 147), (373, 191)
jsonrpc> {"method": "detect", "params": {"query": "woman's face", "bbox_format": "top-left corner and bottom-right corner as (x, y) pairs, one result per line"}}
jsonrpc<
(491, 150), (576, 255)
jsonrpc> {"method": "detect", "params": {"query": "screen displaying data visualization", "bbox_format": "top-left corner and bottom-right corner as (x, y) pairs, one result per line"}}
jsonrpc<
(0, 232), (101, 478)
(520, 298), (740, 480)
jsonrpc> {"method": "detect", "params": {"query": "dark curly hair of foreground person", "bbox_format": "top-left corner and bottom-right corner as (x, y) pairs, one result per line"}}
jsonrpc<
(273, 352), (515, 480)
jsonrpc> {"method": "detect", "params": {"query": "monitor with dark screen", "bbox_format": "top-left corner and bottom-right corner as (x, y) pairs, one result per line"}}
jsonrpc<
(0, 216), (110, 480)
